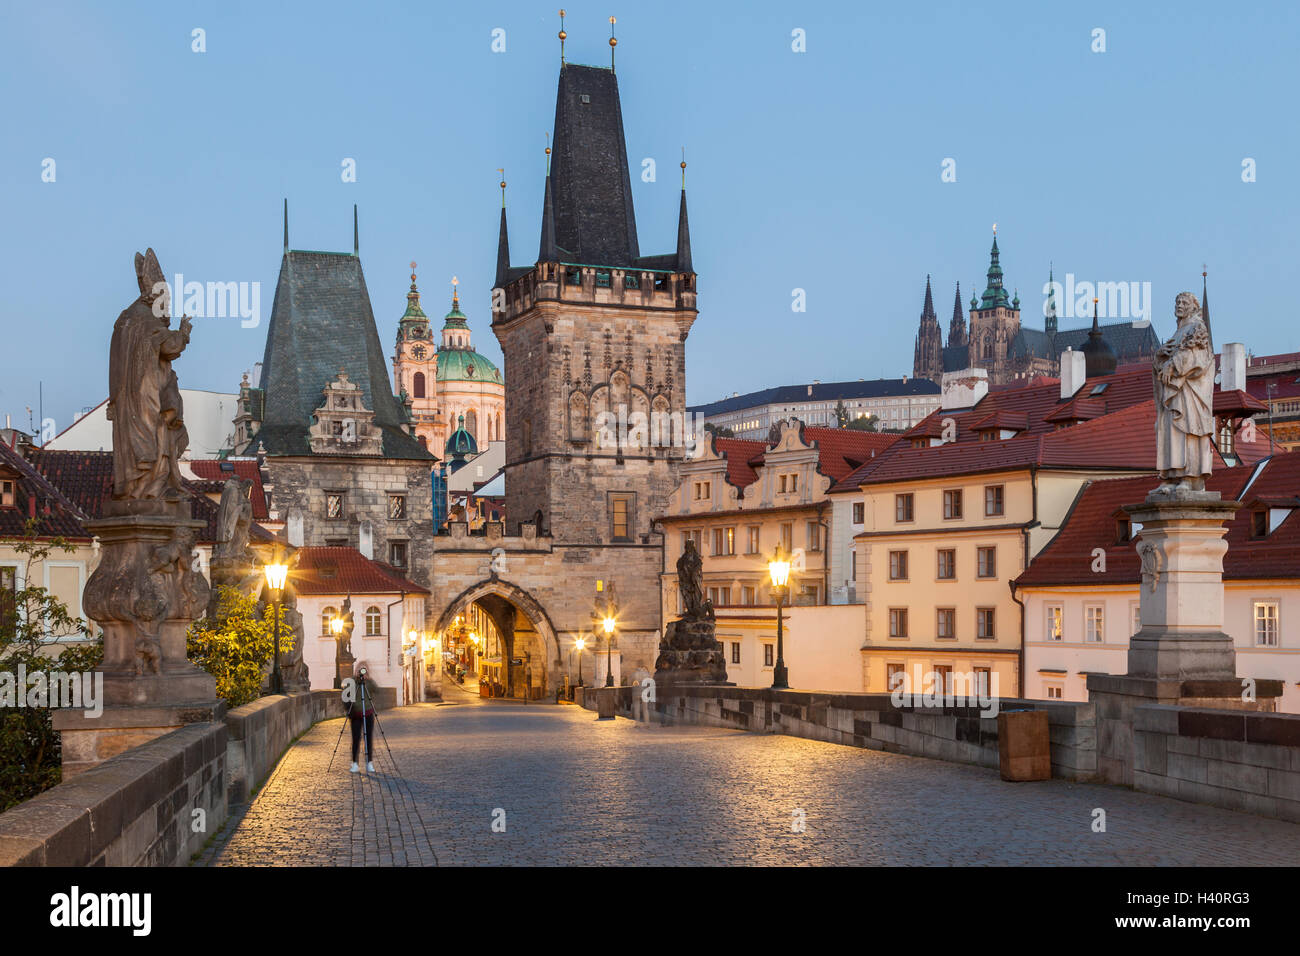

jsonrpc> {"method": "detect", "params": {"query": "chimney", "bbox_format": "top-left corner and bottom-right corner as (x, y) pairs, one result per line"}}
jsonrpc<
(940, 367), (989, 410)
(1059, 348), (1086, 399)
(1221, 342), (1247, 392)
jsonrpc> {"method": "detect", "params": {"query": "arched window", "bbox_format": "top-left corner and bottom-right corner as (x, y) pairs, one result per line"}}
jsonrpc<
(497, 412), (502, 440)
(321, 606), (337, 636)
(465, 409), (478, 441)
(413, 372), (426, 399)
(365, 606), (382, 636)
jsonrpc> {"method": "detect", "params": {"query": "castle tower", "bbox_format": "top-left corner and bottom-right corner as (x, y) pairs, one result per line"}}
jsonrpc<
(967, 233), (1022, 384)
(912, 275), (943, 384)
(391, 264), (440, 452)
(492, 62), (696, 543)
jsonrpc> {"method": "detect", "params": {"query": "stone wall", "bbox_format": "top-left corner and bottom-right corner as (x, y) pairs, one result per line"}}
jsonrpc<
(620, 686), (1099, 781)
(1133, 705), (1300, 823)
(266, 455), (434, 588)
(0, 688), (371, 866)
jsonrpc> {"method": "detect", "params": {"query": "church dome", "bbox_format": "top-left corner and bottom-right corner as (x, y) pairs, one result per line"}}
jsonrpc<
(436, 347), (501, 384)
(445, 414), (478, 459)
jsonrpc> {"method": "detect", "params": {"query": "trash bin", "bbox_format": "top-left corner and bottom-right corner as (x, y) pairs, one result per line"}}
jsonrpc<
(997, 709), (1051, 781)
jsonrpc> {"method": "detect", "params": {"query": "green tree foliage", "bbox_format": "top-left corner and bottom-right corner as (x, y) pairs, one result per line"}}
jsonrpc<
(834, 399), (849, 427)
(0, 521), (97, 812)
(187, 586), (295, 710)
(845, 414), (880, 432)
(702, 422), (735, 438)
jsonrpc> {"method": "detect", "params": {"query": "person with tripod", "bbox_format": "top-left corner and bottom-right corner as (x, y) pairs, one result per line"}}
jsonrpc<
(346, 659), (379, 773)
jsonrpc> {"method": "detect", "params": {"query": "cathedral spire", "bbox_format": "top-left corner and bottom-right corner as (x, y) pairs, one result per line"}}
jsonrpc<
(1045, 264), (1058, 335)
(353, 204), (359, 255)
(979, 233), (1010, 310)
(913, 275), (943, 384)
(283, 198), (288, 251)
(1202, 267), (1213, 351)
(949, 282), (968, 348)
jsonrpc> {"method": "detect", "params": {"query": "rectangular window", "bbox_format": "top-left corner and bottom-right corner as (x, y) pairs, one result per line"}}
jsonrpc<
(788, 474), (798, 493)
(742, 586), (755, 606)
(936, 608), (956, 639)
(388, 494), (407, 520)
(708, 586), (729, 607)
(325, 492), (345, 520)
(0, 479), (13, 508)
(984, 485), (1004, 517)
(889, 608), (909, 638)
(1045, 683), (1064, 700)
(886, 662), (906, 692)
(595, 270), (612, 288)
(943, 490), (963, 520)
(976, 546), (996, 579)
(389, 540), (408, 568)
(731, 642), (741, 664)
(778, 475), (787, 493)
(780, 523), (793, 552)
(623, 273), (640, 289)
(973, 666), (992, 697)
(1085, 605), (1105, 642)
(1254, 602), (1280, 646)
(936, 548), (955, 580)
(806, 521), (821, 551)
(976, 607), (995, 639)
(852, 502), (865, 524)
(895, 493), (914, 523)
(889, 550), (908, 581)
(746, 526), (761, 554)
(850, 550), (857, 580)
(931, 665), (954, 696)
(609, 493), (634, 541)
(1046, 605), (1064, 641)
(763, 644), (774, 667)
(693, 480), (711, 501)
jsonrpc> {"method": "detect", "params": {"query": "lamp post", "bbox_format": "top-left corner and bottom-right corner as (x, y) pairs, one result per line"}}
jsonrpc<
(264, 561), (289, 695)
(768, 546), (791, 689)
(574, 637), (586, 687)
(330, 614), (344, 689)
(602, 615), (615, 687)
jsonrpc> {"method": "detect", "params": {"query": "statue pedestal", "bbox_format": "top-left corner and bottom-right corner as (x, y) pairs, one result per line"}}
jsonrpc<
(55, 509), (221, 775)
(654, 617), (730, 686)
(1086, 493), (1282, 785)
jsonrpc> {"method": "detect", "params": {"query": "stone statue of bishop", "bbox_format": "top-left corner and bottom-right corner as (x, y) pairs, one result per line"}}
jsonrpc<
(1152, 292), (1215, 497)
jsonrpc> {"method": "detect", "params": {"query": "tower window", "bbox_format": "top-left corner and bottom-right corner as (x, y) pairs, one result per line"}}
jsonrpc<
(595, 270), (612, 288)
(565, 267), (581, 286)
(624, 273), (640, 289)
(413, 372), (426, 399)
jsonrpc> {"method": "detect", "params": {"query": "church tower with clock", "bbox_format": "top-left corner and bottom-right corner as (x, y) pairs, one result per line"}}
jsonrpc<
(393, 268), (505, 454)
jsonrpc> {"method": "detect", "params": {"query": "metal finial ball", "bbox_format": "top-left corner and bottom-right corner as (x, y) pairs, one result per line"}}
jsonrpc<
(558, 30), (566, 40)
(680, 161), (686, 169)
(500, 181), (506, 189)
(609, 15), (616, 23)
(545, 147), (551, 155)
(609, 37), (618, 46)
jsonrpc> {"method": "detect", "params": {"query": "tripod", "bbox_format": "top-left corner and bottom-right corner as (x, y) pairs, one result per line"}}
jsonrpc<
(327, 674), (399, 774)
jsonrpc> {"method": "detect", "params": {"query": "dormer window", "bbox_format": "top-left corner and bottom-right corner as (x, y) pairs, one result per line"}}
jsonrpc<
(1116, 517), (1131, 543)
(0, 479), (14, 508)
(1251, 509), (1268, 538)
(1218, 422), (1236, 457)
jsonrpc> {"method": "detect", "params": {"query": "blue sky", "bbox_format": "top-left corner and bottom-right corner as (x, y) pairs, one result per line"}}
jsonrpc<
(2, 0), (1297, 436)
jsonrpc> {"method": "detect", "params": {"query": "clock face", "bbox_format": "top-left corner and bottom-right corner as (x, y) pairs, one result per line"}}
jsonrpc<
(411, 344), (427, 360)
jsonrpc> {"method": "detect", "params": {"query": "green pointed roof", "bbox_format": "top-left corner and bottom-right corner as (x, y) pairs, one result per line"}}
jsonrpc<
(443, 287), (470, 331)
(979, 235), (1012, 311)
(397, 266), (431, 343)
(445, 414), (478, 458)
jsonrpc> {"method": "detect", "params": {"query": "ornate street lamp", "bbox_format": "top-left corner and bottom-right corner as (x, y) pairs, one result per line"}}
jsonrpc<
(602, 615), (616, 687)
(264, 561), (289, 694)
(330, 614), (344, 688)
(574, 636), (587, 687)
(768, 546), (791, 689)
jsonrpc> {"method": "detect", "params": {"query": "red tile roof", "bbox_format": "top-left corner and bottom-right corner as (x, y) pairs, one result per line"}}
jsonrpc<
(187, 459), (270, 519)
(830, 364), (1272, 491)
(801, 427), (900, 481)
(1247, 372), (1300, 401)
(0, 439), (91, 540)
(291, 546), (429, 596)
(1015, 453), (1300, 588)
(713, 437), (767, 488)
(25, 449), (274, 545)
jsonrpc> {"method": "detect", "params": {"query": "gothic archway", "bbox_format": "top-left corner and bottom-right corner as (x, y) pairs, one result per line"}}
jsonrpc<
(434, 578), (562, 697)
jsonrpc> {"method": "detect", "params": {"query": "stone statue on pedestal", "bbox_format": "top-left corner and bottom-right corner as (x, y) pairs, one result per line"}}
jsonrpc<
(214, 477), (254, 561)
(675, 539), (714, 621)
(106, 248), (192, 505)
(655, 541), (728, 685)
(1152, 292), (1215, 498)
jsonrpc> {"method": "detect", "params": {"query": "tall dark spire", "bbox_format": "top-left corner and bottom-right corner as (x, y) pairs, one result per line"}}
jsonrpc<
(495, 204), (511, 289)
(353, 204), (359, 255)
(948, 282), (968, 348)
(922, 274), (936, 319)
(675, 187), (693, 274)
(548, 64), (639, 266)
(283, 198), (288, 251)
(979, 233), (1011, 310)
(913, 275), (943, 384)
(1083, 296), (1116, 377)
(539, 174), (558, 262)
(1202, 269), (1213, 351)
(1044, 265), (1058, 336)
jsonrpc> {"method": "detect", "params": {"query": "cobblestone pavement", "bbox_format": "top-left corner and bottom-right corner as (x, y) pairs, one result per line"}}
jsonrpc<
(209, 685), (1300, 866)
